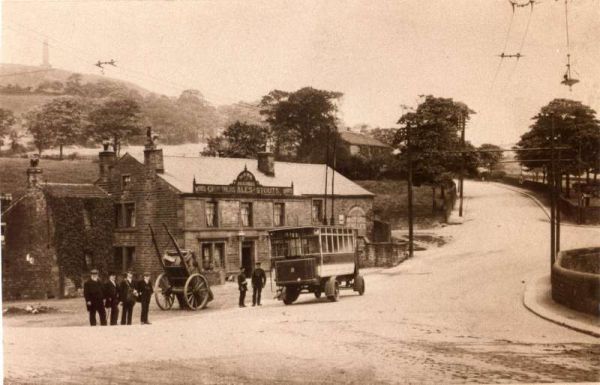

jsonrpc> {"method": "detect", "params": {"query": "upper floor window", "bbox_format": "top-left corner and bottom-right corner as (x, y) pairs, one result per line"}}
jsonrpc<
(240, 202), (253, 227)
(115, 202), (136, 228)
(82, 207), (92, 229)
(205, 201), (218, 227)
(273, 203), (285, 227)
(312, 199), (324, 224)
(122, 175), (131, 190)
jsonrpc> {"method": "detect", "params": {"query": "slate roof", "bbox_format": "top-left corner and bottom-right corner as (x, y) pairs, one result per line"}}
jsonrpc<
(42, 183), (109, 198)
(128, 154), (373, 197)
(339, 131), (389, 148)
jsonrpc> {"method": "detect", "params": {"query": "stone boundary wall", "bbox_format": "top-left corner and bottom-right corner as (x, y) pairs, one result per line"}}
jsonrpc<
(501, 176), (600, 224)
(551, 247), (600, 316)
(361, 242), (408, 268)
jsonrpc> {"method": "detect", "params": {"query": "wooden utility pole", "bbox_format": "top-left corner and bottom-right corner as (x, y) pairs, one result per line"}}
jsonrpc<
(459, 113), (466, 217)
(407, 123), (414, 258)
(550, 115), (556, 267)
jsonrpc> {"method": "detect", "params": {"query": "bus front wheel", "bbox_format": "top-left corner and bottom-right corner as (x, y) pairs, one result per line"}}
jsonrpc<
(282, 286), (300, 305)
(325, 277), (339, 302)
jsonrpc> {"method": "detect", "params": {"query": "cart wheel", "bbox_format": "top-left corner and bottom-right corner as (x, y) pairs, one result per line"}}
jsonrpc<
(154, 273), (175, 310)
(282, 286), (300, 305)
(354, 275), (365, 296)
(183, 273), (210, 310)
(325, 277), (339, 302)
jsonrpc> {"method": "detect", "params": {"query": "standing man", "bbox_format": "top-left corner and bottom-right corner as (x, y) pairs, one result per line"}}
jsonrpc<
(251, 262), (267, 306)
(237, 266), (248, 307)
(119, 271), (138, 325)
(137, 272), (153, 325)
(104, 271), (119, 325)
(83, 269), (107, 326)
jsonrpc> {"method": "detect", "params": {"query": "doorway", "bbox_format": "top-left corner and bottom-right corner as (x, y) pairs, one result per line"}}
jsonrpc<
(241, 241), (254, 276)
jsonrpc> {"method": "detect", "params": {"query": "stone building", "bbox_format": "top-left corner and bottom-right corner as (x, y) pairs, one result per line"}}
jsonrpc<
(100, 137), (374, 281)
(2, 161), (112, 300)
(339, 131), (391, 158)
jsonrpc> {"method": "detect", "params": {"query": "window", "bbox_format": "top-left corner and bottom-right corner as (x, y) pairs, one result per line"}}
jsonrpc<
(82, 207), (92, 229)
(113, 247), (135, 272)
(115, 203), (136, 228)
(312, 199), (324, 224)
(205, 201), (218, 227)
(240, 202), (253, 227)
(122, 175), (131, 190)
(83, 253), (93, 270)
(273, 203), (285, 227)
(200, 242), (225, 270)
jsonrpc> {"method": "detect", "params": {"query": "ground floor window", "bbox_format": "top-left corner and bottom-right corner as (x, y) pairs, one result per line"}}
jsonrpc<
(113, 246), (135, 272)
(200, 242), (225, 270)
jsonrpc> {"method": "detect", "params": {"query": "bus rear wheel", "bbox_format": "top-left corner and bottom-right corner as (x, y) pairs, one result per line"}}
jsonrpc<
(325, 277), (339, 302)
(354, 275), (365, 296)
(282, 286), (300, 305)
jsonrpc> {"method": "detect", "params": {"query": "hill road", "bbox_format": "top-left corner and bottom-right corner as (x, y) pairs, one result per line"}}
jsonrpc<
(4, 180), (599, 384)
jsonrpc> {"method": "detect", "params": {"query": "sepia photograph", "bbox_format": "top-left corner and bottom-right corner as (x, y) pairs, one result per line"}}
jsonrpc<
(0, 1), (599, 384)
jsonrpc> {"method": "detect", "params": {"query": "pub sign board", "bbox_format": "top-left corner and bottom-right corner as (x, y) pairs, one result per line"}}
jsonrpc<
(192, 168), (294, 197)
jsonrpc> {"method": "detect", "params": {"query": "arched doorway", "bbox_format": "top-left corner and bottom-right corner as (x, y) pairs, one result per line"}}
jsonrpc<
(346, 206), (367, 236)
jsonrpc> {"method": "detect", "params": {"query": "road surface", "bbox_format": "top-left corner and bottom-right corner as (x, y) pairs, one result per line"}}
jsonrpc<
(3, 181), (599, 384)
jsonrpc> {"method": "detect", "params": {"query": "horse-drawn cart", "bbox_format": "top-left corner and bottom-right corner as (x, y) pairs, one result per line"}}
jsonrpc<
(149, 224), (213, 310)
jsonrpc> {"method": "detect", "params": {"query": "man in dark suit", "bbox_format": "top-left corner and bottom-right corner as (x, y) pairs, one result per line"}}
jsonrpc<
(137, 271), (154, 325)
(83, 269), (107, 326)
(251, 262), (267, 306)
(104, 271), (119, 325)
(237, 266), (248, 307)
(119, 271), (137, 325)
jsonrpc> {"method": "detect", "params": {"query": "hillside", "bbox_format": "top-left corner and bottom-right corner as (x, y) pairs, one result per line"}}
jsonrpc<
(0, 63), (263, 142)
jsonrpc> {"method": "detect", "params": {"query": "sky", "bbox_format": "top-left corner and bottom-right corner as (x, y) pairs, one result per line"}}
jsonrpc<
(1, 0), (599, 146)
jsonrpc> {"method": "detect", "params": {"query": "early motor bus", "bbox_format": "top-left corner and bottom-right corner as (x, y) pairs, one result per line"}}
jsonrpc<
(269, 226), (365, 305)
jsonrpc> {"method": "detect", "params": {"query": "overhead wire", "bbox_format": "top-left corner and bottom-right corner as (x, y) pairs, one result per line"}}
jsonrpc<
(490, 6), (516, 90)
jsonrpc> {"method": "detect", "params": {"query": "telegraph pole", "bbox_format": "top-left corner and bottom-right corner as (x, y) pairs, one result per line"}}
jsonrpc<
(459, 113), (466, 217)
(549, 115), (556, 267)
(556, 147), (561, 253)
(407, 123), (414, 258)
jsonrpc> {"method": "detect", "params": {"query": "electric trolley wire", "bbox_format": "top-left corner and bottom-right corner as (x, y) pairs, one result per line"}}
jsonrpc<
(490, 8), (516, 90)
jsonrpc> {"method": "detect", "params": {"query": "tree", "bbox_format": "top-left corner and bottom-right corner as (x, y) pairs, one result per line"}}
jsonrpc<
(87, 98), (142, 155)
(176, 89), (220, 141)
(40, 97), (86, 159)
(395, 95), (473, 186)
(370, 127), (397, 147)
(0, 108), (16, 146)
(515, 99), (600, 185)
(478, 143), (503, 171)
(24, 108), (55, 155)
(260, 87), (343, 162)
(202, 121), (269, 158)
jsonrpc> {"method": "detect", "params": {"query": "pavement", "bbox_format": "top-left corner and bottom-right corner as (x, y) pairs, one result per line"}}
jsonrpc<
(523, 274), (600, 338)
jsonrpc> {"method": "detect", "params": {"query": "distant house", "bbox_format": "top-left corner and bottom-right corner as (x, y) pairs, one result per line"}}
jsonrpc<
(339, 131), (391, 158)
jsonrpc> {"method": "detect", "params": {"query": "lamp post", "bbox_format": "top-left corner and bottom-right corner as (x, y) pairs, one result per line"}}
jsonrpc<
(393, 123), (414, 259)
(549, 115), (556, 267)
(459, 113), (466, 217)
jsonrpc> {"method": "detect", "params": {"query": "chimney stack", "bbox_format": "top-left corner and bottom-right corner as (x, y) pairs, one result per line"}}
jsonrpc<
(27, 155), (42, 189)
(98, 140), (116, 187)
(143, 127), (164, 173)
(257, 140), (275, 176)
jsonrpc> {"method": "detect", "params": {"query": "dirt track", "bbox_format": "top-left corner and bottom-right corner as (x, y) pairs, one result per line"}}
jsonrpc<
(4, 181), (600, 384)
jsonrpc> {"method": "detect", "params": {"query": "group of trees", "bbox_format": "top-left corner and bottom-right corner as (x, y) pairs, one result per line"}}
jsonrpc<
(515, 98), (600, 191)
(1, 73), (266, 154)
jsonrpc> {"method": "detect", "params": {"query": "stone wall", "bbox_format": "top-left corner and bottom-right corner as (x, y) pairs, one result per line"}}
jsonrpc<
(551, 247), (600, 316)
(361, 241), (408, 268)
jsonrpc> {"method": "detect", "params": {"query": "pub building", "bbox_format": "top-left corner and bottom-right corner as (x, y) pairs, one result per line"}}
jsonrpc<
(100, 134), (374, 283)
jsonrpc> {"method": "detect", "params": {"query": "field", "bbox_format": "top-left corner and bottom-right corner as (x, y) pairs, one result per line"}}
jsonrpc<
(0, 157), (99, 199)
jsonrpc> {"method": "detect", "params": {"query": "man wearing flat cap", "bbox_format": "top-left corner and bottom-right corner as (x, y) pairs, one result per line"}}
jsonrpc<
(83, 269), (107, 326)
(137, 271), (154, 325)
(237, 266), (248, 307)
(104, 271), (120, 325)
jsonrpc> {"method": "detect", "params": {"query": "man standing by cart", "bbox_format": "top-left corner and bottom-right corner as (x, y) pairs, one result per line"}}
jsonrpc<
(104, 271), (119, 325)
(251, 262), (267, 306)
(137, 272), (153, 325)
(238, 266), (248, 307)
(83, 269), (107, 326)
